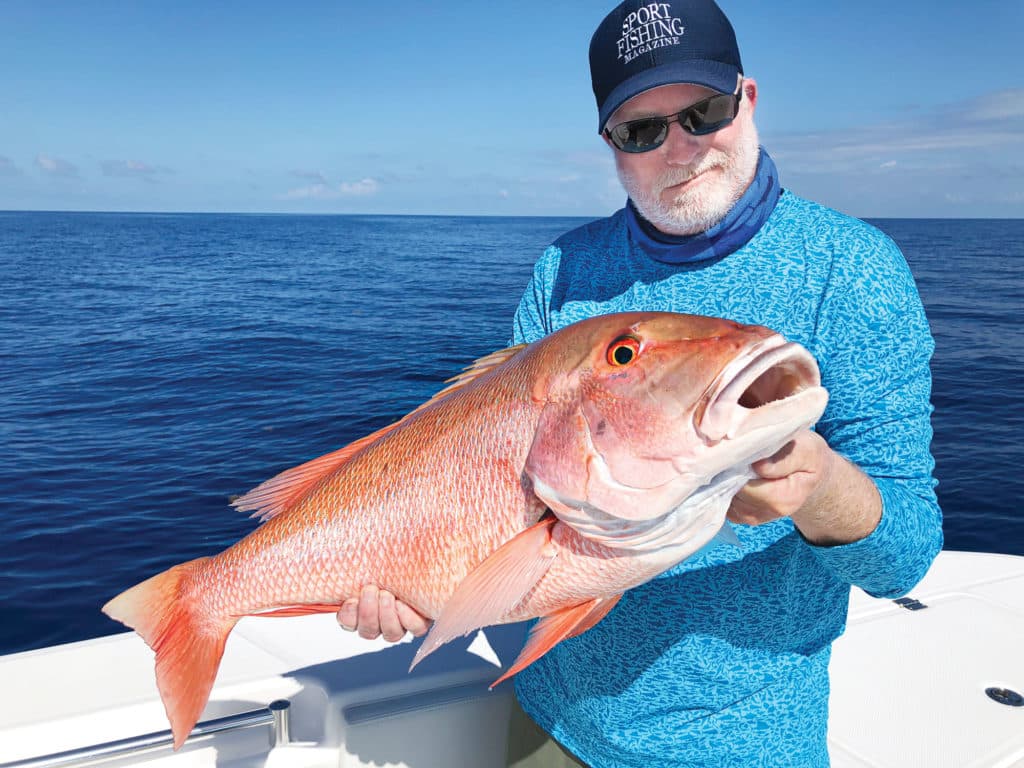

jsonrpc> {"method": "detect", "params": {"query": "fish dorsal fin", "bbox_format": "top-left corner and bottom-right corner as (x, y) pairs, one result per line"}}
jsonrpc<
(408, 344), (527, 414)
(233, 344), (528, 524)
(231, 427), (397, 522)
(489, 594), (622, 688)
(410, 516), (558, 671)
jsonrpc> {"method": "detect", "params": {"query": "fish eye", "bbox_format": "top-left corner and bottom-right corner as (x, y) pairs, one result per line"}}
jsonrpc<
(606, 336), (641, 366)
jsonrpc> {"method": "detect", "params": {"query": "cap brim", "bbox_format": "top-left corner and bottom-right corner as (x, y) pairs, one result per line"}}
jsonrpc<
(599, 60), (739, 131)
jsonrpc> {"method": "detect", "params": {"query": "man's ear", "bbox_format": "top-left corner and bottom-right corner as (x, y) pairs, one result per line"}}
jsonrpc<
(742, 77), (758, 110)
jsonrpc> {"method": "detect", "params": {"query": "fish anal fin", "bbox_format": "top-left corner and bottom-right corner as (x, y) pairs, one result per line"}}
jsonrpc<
(490, 594), (622, 688)
(252, 603), (341, 617)
(410, 517), (558, 671)
(102, 558), (237, 750)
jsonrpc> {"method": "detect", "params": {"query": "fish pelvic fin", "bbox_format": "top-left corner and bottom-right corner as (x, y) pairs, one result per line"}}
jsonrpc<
(490, 594), (622, 688)
(410, 517), (558, 671)
(233, 344), (528, 524)
(102, 558), (236, 750)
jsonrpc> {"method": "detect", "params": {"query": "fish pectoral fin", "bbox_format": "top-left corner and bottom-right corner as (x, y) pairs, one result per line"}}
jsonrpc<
(490, 594), (622, 688)
(410, 517), (558, 671)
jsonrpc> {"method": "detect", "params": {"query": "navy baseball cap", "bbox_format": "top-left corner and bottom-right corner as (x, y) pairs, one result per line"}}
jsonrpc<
(590, 0), (743, 131)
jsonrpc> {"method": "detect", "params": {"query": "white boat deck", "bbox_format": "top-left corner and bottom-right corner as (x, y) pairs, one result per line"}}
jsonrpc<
(829, 550), (1024, 768)
(1, 550), (1022, 767)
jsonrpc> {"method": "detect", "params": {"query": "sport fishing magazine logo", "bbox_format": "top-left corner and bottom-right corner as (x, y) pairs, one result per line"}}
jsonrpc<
(616, 3), (686, 63)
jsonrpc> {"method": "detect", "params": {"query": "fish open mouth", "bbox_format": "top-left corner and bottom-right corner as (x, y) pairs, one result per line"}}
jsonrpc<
(697, 337), (826, 443)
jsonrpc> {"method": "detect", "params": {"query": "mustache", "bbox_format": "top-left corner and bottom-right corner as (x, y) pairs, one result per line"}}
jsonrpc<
(655, 157), (727, 191)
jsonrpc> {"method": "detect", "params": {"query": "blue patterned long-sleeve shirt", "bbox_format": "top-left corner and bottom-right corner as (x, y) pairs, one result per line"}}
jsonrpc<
(510, 191), (943, 767)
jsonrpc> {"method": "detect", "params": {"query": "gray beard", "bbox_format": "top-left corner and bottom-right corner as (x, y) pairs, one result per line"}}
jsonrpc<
(619, 129), (761, 236)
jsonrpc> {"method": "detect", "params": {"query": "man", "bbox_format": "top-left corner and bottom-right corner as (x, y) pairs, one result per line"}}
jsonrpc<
(339, 1), (943, 765)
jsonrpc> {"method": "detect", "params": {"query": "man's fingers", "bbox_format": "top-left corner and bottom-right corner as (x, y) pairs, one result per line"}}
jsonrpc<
(396, 600), (431, 637)
(728, 486), (781, 525)
(337, 598), (358, 631)
(734, 478), (771, 499)
(378, 590), (406, 642)
(751, 439), (800, 478)
(356, 584), (382, 640)
(336, 584), (431, 641)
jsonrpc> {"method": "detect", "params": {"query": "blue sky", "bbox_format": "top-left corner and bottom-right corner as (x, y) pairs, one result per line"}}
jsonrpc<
(1, 1), (1021, 218)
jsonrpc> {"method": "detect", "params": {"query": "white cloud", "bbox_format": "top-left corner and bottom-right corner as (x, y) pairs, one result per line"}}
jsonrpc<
(338, 177), (378, 196)
(762, 87), (1024, 216)
(101, 159), (172, 181)
(562, 150), (615, 170)
(290, 169), (328, 185)
(281, 183), (330, 200)
(958, 88), (1024, 123)
(281, 177), (380, 200)
(765, 87), (1024, 176)
(36, 153), (79, 178)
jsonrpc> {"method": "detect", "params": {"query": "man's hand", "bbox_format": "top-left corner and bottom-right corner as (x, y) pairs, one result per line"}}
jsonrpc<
(727, 429), (882, 546)
(336, 585), (431, 642)
(727, 430), (833, 525)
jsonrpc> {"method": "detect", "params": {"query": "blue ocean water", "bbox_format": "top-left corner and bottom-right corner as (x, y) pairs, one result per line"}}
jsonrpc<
(1, 212), (1021, 656)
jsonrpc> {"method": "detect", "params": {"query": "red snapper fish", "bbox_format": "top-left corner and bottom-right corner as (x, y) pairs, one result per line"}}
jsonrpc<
(103, 311), (828, 748)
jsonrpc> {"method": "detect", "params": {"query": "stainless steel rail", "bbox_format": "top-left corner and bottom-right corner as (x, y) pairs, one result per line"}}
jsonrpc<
(0, 699), (292, 768)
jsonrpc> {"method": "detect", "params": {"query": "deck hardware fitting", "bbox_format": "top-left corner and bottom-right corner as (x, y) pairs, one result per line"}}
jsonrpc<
(892, 597), (928, 611)
(985, 687), (1024, 707)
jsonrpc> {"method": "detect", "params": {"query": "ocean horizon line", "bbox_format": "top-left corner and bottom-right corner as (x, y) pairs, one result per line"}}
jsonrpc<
(2, 208), (1023, 223)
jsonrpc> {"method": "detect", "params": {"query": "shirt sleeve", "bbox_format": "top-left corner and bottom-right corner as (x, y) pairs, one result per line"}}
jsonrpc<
(510, 245), (560, 345)
(804, 230), (943, 598)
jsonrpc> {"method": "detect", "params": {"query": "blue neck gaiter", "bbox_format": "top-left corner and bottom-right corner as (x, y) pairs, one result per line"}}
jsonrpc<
(624, 147), (781, 265)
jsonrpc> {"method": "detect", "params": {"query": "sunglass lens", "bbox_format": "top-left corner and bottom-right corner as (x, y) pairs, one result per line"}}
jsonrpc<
(609, 92), (739, 150)
(686, 94), (738, 136)
(614, 118), (668, 153)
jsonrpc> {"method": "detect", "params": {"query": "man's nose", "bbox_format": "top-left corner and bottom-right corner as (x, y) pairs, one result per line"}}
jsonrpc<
(661, 120), (704, 166)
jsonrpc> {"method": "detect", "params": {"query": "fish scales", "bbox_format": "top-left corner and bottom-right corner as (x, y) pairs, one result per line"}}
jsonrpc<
(203, 381), (544, 618)
(102, 311), (829, 748)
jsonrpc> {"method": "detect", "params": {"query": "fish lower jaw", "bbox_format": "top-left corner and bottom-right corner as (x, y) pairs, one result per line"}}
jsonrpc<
(595, 507), (728, 559)
(533, 474), (741, 557)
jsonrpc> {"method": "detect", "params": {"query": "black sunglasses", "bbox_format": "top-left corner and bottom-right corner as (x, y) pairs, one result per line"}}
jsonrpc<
(604, 88), (743, 153)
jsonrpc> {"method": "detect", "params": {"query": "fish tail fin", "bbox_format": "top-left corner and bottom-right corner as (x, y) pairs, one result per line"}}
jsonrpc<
(102, 557), (236, 749)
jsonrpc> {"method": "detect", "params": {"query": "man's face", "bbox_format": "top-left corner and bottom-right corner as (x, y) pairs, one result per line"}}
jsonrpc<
(605, 80), (760, 236)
